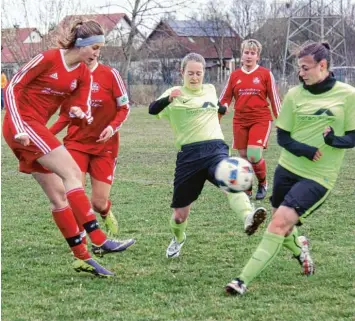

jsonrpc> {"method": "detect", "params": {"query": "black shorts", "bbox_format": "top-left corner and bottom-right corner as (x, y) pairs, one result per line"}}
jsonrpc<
(271, 165), (330, 223)
(171, 139), (229, 208)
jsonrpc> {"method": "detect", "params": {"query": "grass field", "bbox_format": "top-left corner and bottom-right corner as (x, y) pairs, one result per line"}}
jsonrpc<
(2, 108), (355, 321)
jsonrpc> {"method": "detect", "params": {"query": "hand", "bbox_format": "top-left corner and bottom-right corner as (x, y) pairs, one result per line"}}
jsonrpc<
(169, 89), (182, 102)
(312, 149), (322, 161)
(15, 134), (30, 146)
(96, 126), (114, 143)
(323, 126), (333, 137)
(223, 103), (230, 115)
(69, 106), (85, 119)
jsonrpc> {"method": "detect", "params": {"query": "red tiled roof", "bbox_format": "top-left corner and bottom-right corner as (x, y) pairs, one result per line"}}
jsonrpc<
(1, 28), (43, 63)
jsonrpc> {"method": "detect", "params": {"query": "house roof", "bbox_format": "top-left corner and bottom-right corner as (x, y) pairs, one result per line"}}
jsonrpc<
(58, 13), (128, 34)
(165, 19), (238, 38)
(144, 20), (241, 60)
(1, 28), (43, 63)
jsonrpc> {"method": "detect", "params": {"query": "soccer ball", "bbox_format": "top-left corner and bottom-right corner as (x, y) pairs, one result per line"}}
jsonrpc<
(215, 157), (253, 193)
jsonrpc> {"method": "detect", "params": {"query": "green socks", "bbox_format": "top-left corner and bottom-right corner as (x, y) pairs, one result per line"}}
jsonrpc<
(283, 227), (302, 256)
(227, 192), (253, 223)
(239, 231), (284, 285)
(170, 218), (187, 243)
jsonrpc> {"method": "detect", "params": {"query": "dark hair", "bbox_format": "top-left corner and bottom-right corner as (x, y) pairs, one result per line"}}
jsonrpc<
(298, 41), (332, 70)
(57, 19), (104, 49)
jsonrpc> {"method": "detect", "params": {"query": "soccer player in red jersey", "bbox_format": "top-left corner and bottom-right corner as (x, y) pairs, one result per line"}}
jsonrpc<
(2, 20), (134, 277)
(220, 39), (281, 200)
(49, 55), (130, 237)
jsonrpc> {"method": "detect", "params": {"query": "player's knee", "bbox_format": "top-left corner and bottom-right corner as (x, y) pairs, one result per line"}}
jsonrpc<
(91, 197), (107, 212)
(247, 147), (262, 163)
(268, 214), (291, 235)
(49, 190), (68, 210)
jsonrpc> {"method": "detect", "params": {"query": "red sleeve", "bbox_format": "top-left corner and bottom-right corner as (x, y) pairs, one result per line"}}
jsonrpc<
(5, 53), (48, 136)
(108, 68), (130, 132)
(49, 112), (70, 135)
(219, 74), (234, 106)
(266, 70), (281, 119)
(68, 65), (92, 116)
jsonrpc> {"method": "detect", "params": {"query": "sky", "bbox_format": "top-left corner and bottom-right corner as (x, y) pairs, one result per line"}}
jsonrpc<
(1, 0), (205, 32)
(2, 0), (354, 33)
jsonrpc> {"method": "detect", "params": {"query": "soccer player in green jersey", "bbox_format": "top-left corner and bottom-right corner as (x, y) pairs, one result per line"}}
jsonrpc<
(149, 53), (267, 258)
(225, 41), (355, 295)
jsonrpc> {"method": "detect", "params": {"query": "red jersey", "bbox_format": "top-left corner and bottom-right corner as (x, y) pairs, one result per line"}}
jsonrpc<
(50, 63), (129, 156)
(5, 49), (91, 136)
(219, 65), (281, 122)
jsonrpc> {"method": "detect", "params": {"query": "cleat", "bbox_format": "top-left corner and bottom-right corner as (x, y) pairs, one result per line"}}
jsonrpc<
(166, 233), (186, 258)
(255, 182), (268, 200)
(294, 236), (315, 276)
(102, 210), (119, 235)
(244, 207), (267, 236)
(72, 258), (114, 277)
(92, 238), (135, 257)
(225, 278), (247, 295)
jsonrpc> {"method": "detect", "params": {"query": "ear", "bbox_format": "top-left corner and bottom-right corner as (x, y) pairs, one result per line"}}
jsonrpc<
(319, 58), (327, 71)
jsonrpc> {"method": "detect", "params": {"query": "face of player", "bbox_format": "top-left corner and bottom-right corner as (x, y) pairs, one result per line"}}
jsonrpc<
(182, 61), (204, 91)
(298, 55), (328, 85)
(79, 43), (104, 65)
(241, 47), (259, 70)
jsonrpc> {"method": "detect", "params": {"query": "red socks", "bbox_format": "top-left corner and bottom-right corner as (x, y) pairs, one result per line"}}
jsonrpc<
(52, 206), (90, 260)
(66, 188), (106, 246)
(252, 158), (267, 185)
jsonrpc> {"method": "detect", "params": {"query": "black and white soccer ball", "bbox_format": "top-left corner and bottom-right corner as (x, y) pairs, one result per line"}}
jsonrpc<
(215, 157), (253, 193)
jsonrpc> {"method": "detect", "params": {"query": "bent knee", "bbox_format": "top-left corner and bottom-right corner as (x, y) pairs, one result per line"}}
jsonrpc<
(91, 197), (108, 212)
(247, 146), (262, 163)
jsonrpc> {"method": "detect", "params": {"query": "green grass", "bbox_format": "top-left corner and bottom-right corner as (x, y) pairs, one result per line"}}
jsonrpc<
(2, 108), (355, 321)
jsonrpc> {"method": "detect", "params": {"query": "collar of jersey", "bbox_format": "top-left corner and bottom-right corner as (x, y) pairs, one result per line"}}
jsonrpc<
(301, 72), (336, 95)
(241, 65), (259, 74)
(182, 85), (203, 95)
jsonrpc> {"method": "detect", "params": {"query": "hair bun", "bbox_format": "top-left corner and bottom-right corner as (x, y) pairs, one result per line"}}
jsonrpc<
(321, 42), (331, 50)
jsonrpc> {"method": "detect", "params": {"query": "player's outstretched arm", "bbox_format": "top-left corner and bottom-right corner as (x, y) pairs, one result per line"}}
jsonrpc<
(148, 96), (171, 115)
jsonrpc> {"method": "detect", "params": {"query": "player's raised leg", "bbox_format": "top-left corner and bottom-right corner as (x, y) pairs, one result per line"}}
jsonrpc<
(32, 172), (114, 277)
(37, 146), (135, 255)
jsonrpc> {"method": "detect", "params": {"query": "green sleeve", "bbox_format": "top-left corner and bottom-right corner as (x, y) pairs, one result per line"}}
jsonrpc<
(276, 91), (295, 131)
(344, 90), (355, 132)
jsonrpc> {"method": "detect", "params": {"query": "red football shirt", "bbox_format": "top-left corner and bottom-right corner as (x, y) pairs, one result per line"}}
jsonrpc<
(5, 49), (91, 136)
(50, 63), (130, 156)
(219, 65), (281, 122)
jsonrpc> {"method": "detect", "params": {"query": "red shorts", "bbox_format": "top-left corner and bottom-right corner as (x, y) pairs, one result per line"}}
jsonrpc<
(232, 119), (273, 150)
(68, 149), (118, 185)
(3, 115), (61, 174)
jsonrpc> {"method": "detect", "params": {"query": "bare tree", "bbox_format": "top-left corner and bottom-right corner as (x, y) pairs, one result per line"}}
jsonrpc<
(98, 0), (191, 82)
(230, 0), (267, 38)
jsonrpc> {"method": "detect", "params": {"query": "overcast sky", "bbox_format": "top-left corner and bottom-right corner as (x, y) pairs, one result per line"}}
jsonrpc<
(2, 0), (354, 32)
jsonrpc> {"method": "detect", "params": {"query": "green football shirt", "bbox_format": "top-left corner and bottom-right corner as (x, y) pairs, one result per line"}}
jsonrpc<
(157, 84), (224, 149)
(276, 81), (355, 189)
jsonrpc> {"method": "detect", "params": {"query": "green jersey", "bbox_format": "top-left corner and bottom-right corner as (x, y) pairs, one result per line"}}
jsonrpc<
(157, 84), (224, 149)
(276, 81), (355, 189)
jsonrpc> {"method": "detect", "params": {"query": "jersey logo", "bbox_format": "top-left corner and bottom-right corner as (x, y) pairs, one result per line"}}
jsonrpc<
(253, 77), (260, 84)
(49, 73), (58, 79)
(182, 98), (192, 104)
(237, 79), (242, 84)
(91, 82), (100, 93)
(70, 79), (78, 91)
(202, 102), (217, 108)
(313, 109), (334, 116)
(257, 139), (263, 144)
